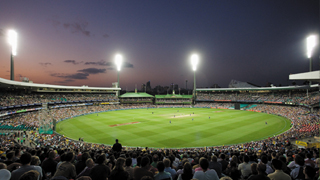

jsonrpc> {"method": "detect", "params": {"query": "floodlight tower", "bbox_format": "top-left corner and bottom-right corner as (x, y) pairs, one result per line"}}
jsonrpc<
(191, 54), (199, 105)
(8, 30), (17, 81)
(115, 54), (123, 88)
(307, 35), (317, 72)
(306, 35), (317, 85)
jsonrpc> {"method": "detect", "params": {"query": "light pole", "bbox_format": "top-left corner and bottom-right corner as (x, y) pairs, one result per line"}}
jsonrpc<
(191, 54), (199, 105)
(307, 35), (317, 73)
(115, 54), (123, 88)
(8, 30), (17, 81)
(306, 35), (317, 96)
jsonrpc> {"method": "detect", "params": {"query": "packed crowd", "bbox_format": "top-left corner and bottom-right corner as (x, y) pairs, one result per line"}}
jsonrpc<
(120, 98), (153, 103)
(0, 132), (319, 180)
(0, 93), (119, 107)
(156, 99), (192, 103)
(195, 103), (232, 109)
(197, 91), (320, 105)
(0, 101), (319, 179)
(0, 105), (122, 129)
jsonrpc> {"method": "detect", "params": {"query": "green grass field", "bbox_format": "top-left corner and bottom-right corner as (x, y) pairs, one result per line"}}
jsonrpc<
(56, 108), (291, 148)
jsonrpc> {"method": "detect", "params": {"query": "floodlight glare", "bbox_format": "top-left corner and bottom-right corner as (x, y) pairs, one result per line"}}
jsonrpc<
(307, 35), (317, 58)
(115, 54), (123, 71)
(8, 30), (17, 56)
(191, 54), (199, 71)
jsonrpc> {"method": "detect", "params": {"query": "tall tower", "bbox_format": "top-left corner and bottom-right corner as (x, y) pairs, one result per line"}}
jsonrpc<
(186, 80), (188, 89)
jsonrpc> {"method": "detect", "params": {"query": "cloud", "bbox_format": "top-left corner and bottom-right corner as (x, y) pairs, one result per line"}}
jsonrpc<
(63, 20), (91, 37)
(64, 60), (82, 65)
(84, 60), (112, 66)
(103, 34), (109, 38)
(78, 68), (106, 74)
(47, 18), (109, 38)
(84, 60), (133, 69)
(54, 79), (75, 84)
(51, 72), (89, 80)
(50, 68), (106, 81)
(39, 62), (52, 67)
(122, 62), (134, 68)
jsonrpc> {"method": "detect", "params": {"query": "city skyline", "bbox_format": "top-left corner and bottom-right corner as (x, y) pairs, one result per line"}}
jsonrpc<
(0, 1), (319, 90)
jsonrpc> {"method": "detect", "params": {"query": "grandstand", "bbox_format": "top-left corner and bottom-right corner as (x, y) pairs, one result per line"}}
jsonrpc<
(0, 75), (319, 180)
(155, 94), (193, 105)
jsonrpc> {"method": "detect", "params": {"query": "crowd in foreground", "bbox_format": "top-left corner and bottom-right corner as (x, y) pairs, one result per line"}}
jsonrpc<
(0, 134), (319, 180)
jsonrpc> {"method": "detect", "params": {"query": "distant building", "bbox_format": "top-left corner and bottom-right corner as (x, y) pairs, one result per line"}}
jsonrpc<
(228, 79), (260, 88)
(146, 81), (151, 91)
(170, 83), (179, 91)
(141, 84), (146, 91)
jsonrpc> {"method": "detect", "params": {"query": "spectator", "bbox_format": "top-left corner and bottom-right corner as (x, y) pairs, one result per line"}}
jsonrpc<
(219, 153), (228, 173)
(109, 157), (129, 180)
(132, 153), (137, 167)
(267, 159), (291, 180)
(76, 152), (91, 175)
(290, 154), (305, 180)
(164, 158), (177, 179)
(125, 158), (134, 180)
(112, 139), (122, 153)
(193, 158), (219, 180)
(305, 153), (315, 168)
(154, 161), (171, 180)
(4, 151), (15, 166)
(133, 156), (154, 180)
(209, 155), (222, 178)
(52, 151), (76, 180)
(247, 163), (258, 179)
(90, 154), (110, 180)
(0, 169), (11, 180)
(177, 162), (193, 180)
(238, 155), (251, 179)
(261, 155), (273, 175)
(41, 150), (57, 178)
(77, 158), (94, 178)
(19, 170), (40, 180)
(247, 163), (270, 180)
(0, 162), (7, 169)
(225, 161), (241, 180)
(11, 153), (42, 180)
(30, 156), (43, 178)
(151, 154), (158, 168)
(304, 165), (316, 180)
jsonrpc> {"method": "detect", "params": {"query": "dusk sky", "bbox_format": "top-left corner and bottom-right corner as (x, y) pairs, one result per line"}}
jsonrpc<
(0, 1), (319, 90)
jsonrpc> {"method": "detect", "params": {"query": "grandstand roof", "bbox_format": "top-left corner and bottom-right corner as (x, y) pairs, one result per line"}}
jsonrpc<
(289, 71), (320, 82)
(228, 79), (260, 88)
(196, 85), (315, 92)
(119, 92), (154, 98)
(0, 77), (120, 93)
(155, 94), (193, 99)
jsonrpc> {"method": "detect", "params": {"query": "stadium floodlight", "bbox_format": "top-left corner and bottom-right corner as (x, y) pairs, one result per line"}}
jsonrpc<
(114, 54), (123, 88)
(8, 30), (17, 81)
(8, 30), (17, 56)
(306, 35), (317, 74)
(191, 54), (199, 71)
(190, 53), (199, 104)
(307, 35), (317, 59)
